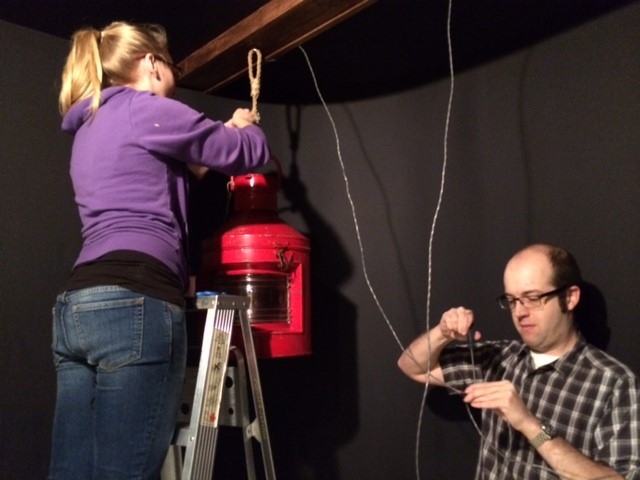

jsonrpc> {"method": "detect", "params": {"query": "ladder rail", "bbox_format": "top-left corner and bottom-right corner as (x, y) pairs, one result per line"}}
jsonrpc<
(161, 294), (276, 480)
(238, 307), (276, 480)
(182, 296), (237, 479)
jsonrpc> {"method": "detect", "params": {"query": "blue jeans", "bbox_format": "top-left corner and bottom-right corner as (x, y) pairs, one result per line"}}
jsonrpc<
(48, 286), (187, 480)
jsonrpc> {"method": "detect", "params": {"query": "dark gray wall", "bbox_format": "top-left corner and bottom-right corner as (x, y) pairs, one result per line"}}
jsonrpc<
(0, 22), (78, 478)
(1, 3), (638, 478)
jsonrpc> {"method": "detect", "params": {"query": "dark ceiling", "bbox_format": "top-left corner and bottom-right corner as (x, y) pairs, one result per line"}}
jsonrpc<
(1, 0), (637, 104)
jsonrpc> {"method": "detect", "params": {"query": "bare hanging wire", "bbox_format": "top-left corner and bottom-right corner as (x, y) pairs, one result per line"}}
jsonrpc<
(297, 46), (403, 352)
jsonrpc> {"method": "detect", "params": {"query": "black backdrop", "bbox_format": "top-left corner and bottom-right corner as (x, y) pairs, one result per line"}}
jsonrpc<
(1, 4), (639, 478)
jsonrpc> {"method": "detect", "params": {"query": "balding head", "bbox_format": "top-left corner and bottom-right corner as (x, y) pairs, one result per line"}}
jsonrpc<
(506, 244), (582, 312)
(510, 244), (582, 288)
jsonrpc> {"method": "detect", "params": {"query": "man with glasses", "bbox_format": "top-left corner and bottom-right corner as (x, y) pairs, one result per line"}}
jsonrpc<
(398, 244), (640, 479)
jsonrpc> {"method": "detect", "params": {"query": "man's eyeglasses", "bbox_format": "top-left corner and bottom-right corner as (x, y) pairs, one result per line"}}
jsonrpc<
(496, 285), (569, 310)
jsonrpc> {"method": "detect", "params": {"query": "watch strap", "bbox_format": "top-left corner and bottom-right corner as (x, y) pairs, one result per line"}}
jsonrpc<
(529, 422), (556, 448)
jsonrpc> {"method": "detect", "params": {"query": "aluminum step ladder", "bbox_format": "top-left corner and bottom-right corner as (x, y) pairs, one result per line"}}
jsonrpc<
(161, 293), (276, 480)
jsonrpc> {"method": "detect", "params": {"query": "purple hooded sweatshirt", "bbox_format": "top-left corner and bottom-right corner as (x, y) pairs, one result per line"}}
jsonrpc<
(62, 86), (271, 287)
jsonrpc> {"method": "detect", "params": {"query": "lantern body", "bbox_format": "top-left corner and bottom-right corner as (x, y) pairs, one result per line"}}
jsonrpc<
(199, 174), (311, 358)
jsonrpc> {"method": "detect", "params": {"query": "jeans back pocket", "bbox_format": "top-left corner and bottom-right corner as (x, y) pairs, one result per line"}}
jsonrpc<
(72, 296), (144, 371)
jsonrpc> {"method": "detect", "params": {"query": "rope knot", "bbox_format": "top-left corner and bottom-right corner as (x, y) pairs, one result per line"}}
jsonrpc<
(247, 48), (262, 123)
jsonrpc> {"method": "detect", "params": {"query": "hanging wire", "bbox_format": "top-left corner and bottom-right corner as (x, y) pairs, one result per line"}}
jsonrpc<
(297, 46), (404, 352)
(413, 0), (456, 477)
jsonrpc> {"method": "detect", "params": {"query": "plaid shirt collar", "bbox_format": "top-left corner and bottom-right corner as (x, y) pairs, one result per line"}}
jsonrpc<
(517, 335), (588, 377)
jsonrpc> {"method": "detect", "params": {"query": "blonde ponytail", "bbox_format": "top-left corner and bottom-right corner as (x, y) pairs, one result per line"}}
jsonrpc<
(58, 29), (102, 116)
(58, 22), (172, 117)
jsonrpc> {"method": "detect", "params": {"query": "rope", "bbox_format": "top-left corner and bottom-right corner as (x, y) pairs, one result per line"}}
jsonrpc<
(247, 48), (262, 123)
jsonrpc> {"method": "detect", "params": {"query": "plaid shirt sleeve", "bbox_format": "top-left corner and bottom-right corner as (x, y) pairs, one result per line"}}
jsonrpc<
(438, 339), (518, 392)
(595, 374), (640, 479)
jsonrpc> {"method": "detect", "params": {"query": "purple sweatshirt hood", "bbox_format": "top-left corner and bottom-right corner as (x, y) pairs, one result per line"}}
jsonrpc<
(62, 87), (126, 135)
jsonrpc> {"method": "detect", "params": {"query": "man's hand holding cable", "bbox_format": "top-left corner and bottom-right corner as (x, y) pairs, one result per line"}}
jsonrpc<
(398, 307), (481, 385)
(463, 380), (539, 435)
(439, 307), (481, 343)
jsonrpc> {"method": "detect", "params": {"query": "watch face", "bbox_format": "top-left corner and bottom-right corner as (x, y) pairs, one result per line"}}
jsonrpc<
(541, 423), (556, 438)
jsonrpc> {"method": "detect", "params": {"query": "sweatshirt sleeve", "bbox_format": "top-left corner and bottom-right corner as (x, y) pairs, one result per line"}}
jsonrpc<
(129, 91), (271, 175)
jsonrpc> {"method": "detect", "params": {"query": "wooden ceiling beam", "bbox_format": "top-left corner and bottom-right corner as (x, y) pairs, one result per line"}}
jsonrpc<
(176, 0), (376, 94)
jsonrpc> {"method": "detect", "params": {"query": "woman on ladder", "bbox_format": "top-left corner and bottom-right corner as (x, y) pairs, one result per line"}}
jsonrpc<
(49, 21), (271, 480)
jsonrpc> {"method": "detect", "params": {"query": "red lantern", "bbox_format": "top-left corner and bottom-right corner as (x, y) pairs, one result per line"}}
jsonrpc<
(199, 173), (311, 358)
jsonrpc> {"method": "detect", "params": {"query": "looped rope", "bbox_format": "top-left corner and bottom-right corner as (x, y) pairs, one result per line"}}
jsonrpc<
(247, 48), (262, 123)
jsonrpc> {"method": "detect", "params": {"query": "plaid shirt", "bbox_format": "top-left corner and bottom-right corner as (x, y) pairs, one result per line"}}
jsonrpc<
(439, 338), (640, 479)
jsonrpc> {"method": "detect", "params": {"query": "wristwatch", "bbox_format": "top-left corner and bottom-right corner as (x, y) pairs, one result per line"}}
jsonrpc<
(529, 422), (557, 449)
